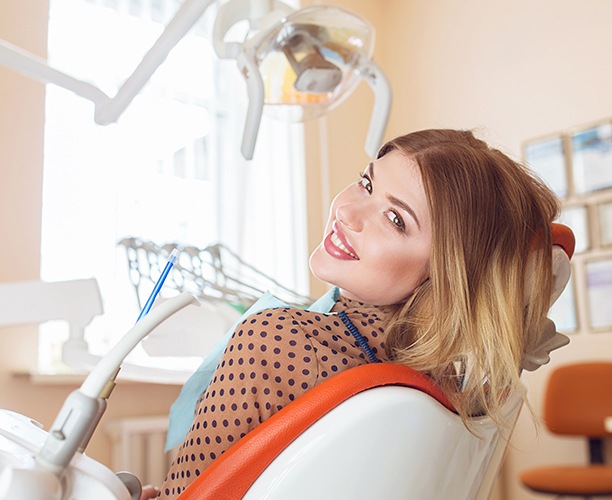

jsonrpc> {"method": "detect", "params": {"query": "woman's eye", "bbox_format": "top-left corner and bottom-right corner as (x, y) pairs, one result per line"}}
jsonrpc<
(359, 174), (372, 194)
(386, 210), (406, 231)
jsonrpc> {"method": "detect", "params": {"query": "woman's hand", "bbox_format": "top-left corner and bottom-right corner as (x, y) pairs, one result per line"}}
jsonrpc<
(140, 484), (160, 499)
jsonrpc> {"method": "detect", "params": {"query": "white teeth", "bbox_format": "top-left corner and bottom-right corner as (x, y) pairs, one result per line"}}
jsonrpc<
(331, 232), (357, 258)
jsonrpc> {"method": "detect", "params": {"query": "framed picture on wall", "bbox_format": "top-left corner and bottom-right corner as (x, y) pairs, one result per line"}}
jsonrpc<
(585, 258), (612, 330)
(599, 200), (612, 247)
(570, 122), (612, 195)
(523, 135), (568, 198)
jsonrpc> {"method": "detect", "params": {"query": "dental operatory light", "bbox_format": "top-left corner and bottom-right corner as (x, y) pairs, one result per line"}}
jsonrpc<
(214, 1), (392, 158)
(0, 0), (391, 160)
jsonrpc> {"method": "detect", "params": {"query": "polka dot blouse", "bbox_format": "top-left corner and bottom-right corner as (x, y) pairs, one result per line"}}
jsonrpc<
(158, 294), (393, 498)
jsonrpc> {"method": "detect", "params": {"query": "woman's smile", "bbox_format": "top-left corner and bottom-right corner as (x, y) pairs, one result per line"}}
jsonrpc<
(324, 222), (359, 260)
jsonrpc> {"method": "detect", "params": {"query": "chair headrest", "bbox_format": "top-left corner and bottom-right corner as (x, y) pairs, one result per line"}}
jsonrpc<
(521, 223), (574, 372)
(549, 223), (574, 306)
(551, 222), (575, 260)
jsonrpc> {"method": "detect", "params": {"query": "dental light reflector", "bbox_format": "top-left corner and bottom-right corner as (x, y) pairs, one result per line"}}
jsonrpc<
(214, 3), (392, 159)
(254, 7), (373, 117)
(281, 38), (342, 94)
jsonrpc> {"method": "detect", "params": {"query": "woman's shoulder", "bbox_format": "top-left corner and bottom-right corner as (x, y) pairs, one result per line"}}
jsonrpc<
(239, 306), (331, 327)
(227, 307), (323, 356)
(230, 306), (347, 345)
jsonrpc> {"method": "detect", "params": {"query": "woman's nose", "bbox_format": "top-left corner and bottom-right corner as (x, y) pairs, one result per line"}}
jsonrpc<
(335, 201), (364, 231)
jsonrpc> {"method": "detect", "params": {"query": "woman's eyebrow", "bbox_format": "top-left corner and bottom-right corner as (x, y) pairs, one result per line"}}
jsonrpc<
(387, 194), (422, 230)
(370, 161), (422, 230)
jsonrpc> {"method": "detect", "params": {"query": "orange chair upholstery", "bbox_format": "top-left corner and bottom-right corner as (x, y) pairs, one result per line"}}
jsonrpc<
(551, 222), (575, 260)
(520, 362), (612, 497)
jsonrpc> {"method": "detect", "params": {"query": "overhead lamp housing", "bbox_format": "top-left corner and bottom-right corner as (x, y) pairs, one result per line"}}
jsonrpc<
(214, 2), (392, 159)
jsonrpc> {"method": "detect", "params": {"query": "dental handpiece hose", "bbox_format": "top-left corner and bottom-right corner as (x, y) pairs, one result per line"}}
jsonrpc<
(83, 247), (182, 397)
(36, 249), (187, 477)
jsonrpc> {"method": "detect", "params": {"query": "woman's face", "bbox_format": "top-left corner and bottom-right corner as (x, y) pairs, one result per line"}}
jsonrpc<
(310, 150), (432, 306)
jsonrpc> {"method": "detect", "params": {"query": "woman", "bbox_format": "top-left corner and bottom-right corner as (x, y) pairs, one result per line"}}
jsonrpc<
(153, 129), (559, 498)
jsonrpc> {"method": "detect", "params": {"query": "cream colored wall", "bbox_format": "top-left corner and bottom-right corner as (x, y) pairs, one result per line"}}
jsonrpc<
(306, 1), (612, 499)
(0, 0), (181, 472)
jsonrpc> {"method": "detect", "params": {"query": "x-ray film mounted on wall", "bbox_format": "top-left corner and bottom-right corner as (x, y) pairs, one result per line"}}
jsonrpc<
(599, 201), (612, 247)
(571, 122), (612, 195)
(586, 258), (612, 330)
(560, 205), (589, 253)
(524, 135), (567, 198)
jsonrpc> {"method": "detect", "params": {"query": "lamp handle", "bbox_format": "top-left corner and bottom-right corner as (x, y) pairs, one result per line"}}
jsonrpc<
(360, 60), (392, 158)
(237, 50), (265, 160)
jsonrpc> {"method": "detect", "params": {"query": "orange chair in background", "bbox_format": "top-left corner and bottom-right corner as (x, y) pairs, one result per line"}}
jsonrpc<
(520, 362), (612, 498)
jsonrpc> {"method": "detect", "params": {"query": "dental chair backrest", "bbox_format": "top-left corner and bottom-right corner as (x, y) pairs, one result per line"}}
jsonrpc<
(178, 224), (575, 500)
(179, 363), (517, 500)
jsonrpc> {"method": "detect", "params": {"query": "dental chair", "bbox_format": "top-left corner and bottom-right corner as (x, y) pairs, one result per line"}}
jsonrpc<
(178, 223), (576, 500)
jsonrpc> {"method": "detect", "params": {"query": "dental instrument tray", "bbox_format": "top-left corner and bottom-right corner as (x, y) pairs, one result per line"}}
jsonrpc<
(119, 237), (312, 312)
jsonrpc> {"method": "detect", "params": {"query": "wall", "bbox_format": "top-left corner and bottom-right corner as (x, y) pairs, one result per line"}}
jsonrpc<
(308, 1), (612, 499)
(0, 0), (181, 472)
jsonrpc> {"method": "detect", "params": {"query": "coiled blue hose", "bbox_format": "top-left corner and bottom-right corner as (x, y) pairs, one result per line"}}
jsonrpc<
(338, 310), (380, 363)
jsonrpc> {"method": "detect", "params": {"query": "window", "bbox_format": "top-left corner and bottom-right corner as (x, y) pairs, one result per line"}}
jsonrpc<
(40, 0), (307, 373)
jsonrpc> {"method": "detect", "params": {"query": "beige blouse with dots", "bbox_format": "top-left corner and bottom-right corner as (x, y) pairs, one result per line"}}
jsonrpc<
(158, 294), (393, 498)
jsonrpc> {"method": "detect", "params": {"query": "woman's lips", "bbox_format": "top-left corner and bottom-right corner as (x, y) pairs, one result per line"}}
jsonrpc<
(323, 223), (359, 260)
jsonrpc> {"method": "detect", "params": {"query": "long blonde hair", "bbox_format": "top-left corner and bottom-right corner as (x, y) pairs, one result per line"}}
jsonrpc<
(381, 129), (560, 427)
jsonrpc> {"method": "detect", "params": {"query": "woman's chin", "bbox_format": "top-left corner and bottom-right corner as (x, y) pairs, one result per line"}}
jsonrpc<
(308, 245), (328, 281)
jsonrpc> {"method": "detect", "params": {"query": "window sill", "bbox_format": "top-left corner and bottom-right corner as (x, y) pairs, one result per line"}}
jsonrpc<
(12, 371), (88, 386)
(11, 371), (176, 386)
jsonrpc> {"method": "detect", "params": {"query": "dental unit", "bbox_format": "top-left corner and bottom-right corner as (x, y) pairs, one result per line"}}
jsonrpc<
(0, 251), (196, 499)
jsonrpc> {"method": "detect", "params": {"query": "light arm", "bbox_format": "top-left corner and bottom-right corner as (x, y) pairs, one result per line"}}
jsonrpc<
(238, 50), (266, 160)
(0, 0), (216, 124)
(361, 60), (392, 158)
(0, 39), (109, 104)
(95, 0), (216, 124)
